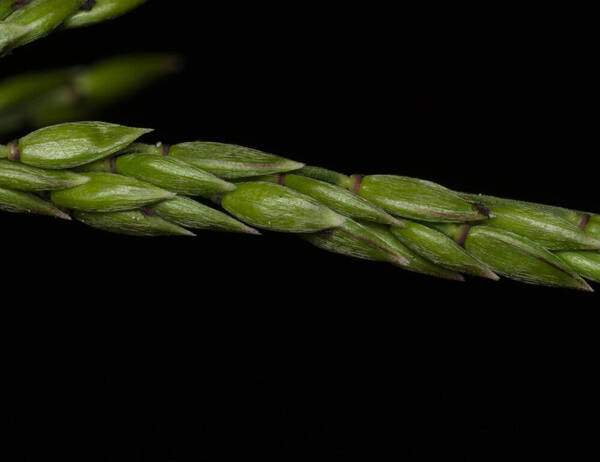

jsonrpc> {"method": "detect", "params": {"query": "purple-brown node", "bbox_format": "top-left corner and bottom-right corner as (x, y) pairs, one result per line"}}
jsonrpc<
(473, 203), (490, 218)
(577, 214), (591, 230)
(11, 0), (32, 9)
(349, 174), (363, 194)
(456, 224), (472, 247)
(8, 140), (20, 162)
(140, 207), (157, 217)
(80, 0), (97, 11)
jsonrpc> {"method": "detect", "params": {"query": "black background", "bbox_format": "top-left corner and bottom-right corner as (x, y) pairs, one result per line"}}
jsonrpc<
(3, 2), (598, 460)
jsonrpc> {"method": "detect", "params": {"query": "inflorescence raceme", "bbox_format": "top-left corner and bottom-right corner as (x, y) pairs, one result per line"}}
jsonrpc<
(1, 121), (599, 291)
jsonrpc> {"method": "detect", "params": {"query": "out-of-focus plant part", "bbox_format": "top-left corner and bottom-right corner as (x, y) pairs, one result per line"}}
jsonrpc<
(65, 0), (148, 28)
(0, 53), (181, 136)
(1, 0), (84, 52)
(0, 0), (146, 54)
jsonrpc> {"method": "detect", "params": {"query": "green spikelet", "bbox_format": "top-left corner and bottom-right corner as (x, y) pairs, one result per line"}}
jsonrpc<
(259, 173), (403, 226)
(360, 222), (465, 281)
(79, 153), (236, 197)
(353, 175), (488, 222)
(151, 196), (259, 234)
(73, 209), (194, 237)
(50, 172), (174, 212)
(555, 251), (600, 284)
(12, 122), (151, 169)
(167, 142), (304, 179)
(459, 194), (600, 250)
(390, 221), (498, 280)
(0, 23), (29, 51)
(435, 224), (592, 291)
(296, 165), (352, 188)
(1, 186), (70, 219)
(301, 218), (409, 266)
(220, 181), (344, 233)
(0, 159), (89, 191)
